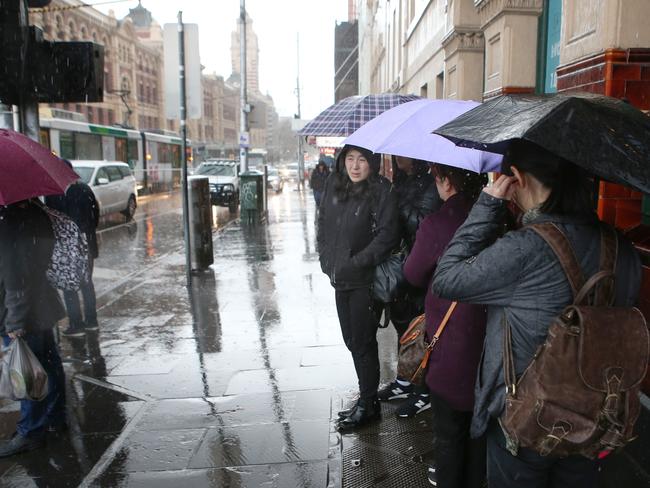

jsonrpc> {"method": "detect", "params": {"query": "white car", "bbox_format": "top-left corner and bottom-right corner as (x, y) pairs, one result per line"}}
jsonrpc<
(72, 160), (138, 219)
(194, 160), (240, 213)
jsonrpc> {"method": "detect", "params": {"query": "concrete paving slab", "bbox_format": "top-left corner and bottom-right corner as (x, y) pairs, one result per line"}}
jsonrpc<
(188, 421), (330, 468)
(93, 461), (330, 488)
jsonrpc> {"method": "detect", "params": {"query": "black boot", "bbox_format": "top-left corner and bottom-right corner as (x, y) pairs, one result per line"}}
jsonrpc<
(337, 402), (358, 419)
(337, 397), (380, 431)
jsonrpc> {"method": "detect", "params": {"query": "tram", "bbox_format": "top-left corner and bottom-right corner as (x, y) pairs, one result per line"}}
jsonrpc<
(38, 112), (189, 194)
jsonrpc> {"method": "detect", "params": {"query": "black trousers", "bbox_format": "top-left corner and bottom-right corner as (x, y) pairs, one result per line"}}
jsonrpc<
(486, 420), (598, 488)
(430, 393), (486, 488)
(335, 287), (380, 399)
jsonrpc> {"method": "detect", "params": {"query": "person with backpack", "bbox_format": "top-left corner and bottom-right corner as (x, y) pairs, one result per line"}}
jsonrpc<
(318, 145), (400, 430)
(432, 140), (642, 487)
(46, 160), (100, 337)
(0, 200), (68, 456)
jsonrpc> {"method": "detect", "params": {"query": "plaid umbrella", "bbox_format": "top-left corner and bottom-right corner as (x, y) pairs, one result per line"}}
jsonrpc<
(298, 93), (421, 137)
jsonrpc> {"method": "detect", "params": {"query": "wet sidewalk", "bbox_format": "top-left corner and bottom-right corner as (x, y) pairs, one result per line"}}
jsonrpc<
(0, 189), (437, 487)
(1, 188), (648, 487)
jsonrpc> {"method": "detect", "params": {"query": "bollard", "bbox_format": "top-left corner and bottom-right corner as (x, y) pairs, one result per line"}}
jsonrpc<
(188, 176), (214, 270)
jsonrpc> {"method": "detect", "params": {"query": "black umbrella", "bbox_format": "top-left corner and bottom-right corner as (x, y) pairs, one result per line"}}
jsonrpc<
(434, 93), (650, 193)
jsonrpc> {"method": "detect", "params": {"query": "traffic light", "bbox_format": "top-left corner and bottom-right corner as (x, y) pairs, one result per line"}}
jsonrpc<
(0, 0), (104, 105)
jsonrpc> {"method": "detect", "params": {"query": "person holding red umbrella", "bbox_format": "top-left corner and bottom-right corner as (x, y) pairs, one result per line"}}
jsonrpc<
(0, 129), (77, 456)
(0, 199), (68, 456)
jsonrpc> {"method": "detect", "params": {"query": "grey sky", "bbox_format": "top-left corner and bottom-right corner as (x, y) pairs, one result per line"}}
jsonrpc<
(98, 0), (348, 119)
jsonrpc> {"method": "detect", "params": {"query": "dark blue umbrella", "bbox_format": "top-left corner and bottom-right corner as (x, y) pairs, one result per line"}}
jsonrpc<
(298, 93), (421, 137)
(435, 93), (650, 193)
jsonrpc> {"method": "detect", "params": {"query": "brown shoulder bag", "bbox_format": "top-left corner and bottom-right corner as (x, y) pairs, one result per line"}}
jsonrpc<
(397, 302), (457, 385)
(500, 223), (649, 459)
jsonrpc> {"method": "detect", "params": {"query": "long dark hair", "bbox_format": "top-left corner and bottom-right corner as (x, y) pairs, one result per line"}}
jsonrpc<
(431, 163), (487, 201)
(502, 140), (593, 216)
(333, 145), (382, 202)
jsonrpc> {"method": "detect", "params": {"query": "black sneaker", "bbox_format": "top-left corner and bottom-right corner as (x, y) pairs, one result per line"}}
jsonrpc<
(0, 434), (45, 457)
(427, 465), (438, 486)
(62, 326), (86, 338)
(396, 394), (431, 418)
(85, 322), (99, 331)
(377, 380), (414, 401)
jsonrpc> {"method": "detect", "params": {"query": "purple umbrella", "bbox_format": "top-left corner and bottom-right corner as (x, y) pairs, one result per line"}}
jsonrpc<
(0, 129), (78, 205)
(298, 93), (421, 137)
(343, 99), (502, 173)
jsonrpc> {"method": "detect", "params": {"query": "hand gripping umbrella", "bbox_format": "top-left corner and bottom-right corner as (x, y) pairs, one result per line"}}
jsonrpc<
(298, 93), (421, 137)
(434, 93), (650, 193)
(0, 129), (78, 205)
(343, 99), (502, 173)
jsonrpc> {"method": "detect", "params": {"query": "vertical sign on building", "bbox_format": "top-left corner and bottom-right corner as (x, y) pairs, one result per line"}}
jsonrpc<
(163, 23), (203, 119)
(544, 0), (562, 93)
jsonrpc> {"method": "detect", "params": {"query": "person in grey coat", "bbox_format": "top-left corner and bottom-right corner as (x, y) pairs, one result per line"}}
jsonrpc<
(432, 140), (641, 488)
(0, 200), (67, 457)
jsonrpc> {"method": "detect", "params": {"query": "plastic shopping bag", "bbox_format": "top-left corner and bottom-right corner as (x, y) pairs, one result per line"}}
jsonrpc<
(0, 338), (48, 401)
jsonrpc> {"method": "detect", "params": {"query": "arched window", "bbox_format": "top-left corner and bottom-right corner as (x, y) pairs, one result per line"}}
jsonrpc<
(80, 25), (88, 40)
(68, 21), (77, 40)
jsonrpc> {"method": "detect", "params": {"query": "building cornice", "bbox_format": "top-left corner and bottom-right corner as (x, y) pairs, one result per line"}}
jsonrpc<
(474, 0), (543, 28)
(442, 27), (484, 57)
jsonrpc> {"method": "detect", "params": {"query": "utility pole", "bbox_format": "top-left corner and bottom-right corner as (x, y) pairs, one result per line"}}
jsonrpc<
(296, 33), (305, 190)
(178, 11), (192, 286)
(239, 0), (249, 174)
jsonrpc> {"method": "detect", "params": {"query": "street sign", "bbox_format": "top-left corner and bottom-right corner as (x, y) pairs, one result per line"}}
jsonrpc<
(239, 131), (250, 148)
(163, 23), (202, 119)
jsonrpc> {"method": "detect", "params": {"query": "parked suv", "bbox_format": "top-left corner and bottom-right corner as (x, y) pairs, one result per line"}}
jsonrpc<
(72, 160), (138, 219)
(195, 160), (240, 213)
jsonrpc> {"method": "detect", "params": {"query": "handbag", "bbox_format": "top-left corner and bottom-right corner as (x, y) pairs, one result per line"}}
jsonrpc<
(372, 252), (407, 303)
(396, 302), (457, 385)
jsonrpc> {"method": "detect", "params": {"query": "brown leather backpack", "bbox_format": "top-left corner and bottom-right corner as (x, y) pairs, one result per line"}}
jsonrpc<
(500, 223), (649, 459)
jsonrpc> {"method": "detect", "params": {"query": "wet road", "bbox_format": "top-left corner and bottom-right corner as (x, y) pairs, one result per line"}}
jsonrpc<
(93, 191), (235, 298)
(0, 186), (646, 487)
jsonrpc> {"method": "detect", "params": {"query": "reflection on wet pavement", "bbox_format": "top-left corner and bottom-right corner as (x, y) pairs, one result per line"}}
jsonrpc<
(0, 186), (435, 487)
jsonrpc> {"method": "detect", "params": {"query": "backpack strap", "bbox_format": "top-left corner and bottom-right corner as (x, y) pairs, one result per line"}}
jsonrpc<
(529, 223), (585, 299)
(594, 225), (618, 306)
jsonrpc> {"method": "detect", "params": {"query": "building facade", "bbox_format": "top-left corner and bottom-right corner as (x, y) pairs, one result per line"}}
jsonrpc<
(334, 20), (359, 101)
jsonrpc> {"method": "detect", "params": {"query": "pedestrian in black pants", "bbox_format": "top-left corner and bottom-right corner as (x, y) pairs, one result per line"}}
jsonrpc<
(46, 160), (100, 337)
(0, 200), (68, 457)
(318, 145), (399, 431)
(404, 164), (488, 487)
(377, 156), (441, 418)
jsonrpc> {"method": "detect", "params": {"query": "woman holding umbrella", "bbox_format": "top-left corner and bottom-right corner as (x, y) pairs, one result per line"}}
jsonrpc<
(403, 164), (488, 488)
(432, 140), (641, 487)
(317, 144), (400, 430)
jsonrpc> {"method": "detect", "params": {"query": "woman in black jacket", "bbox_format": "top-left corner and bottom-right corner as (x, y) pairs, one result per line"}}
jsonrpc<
(378, 157), (442, 417)
(318, 145), (400, 430)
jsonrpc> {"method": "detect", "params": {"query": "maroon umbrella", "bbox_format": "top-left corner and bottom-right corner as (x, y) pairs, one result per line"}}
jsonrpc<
(0, 128), (78, 205)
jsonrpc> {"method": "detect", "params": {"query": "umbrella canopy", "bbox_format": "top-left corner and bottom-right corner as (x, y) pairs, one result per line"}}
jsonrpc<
(434, 93), (650, 193)
(0, 129), (78, 206)
(343, 99), (502, 173)
(298, 93), (420, 137)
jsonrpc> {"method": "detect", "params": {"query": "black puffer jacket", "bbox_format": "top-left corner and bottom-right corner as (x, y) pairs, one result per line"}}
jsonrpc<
(317, 147), (400, 290)
(392, 159), (441, 250)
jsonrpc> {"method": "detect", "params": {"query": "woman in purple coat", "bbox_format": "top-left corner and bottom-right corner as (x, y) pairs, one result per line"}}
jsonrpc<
(403, 163), (487, 488)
